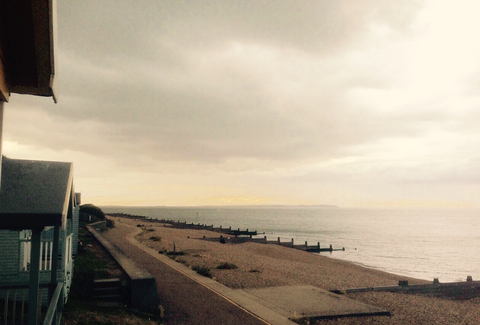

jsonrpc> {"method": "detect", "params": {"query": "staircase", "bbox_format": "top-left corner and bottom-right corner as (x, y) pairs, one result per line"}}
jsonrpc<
(93, 278), (124, 307)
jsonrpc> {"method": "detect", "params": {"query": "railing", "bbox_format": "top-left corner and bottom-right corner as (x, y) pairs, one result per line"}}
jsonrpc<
(0, 282), (63, 325)
(21, 239), (54, 272)
(22, 234), (73, 272)
(1, 285), (28, 325)
(42, 282), (63, 325)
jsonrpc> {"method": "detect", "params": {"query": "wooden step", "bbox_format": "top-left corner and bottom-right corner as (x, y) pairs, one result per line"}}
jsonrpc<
(93, 278), (123, 301)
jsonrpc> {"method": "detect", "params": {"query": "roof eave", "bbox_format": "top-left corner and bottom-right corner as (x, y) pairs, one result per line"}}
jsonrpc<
(0, 0), (58, 103)
(0, 213), (63, 230)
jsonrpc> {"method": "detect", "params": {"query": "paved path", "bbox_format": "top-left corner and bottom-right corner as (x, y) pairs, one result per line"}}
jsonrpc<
(102, 223), (270, 325)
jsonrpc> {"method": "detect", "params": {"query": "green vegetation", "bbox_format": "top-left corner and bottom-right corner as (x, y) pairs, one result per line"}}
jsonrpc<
(165, 251), (185, 256)
(80, 203), (106, 220)
(63, 224), (159, 324)
(70, 225), (121, 298)
(216, 262), (238, 270)
(192, 265), (212, 278)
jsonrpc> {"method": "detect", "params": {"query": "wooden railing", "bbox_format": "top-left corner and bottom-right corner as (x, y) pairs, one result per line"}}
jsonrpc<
(0, 282), (64, 325)
(21, 234), (73, 273)
(42, 282), (63, 325)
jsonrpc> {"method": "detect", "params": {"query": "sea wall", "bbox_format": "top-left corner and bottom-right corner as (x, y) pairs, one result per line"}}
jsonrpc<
(86, 224), (160, 314)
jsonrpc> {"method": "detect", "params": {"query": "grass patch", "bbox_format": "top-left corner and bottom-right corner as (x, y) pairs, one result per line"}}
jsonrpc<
(192, 265), (212, 278)
(149, 236), (161, 241)
(174, 258), (187, 264)
(216, 262), (238, 270)
(249, 269), (262, 273)
(64, 224), (160, 324)
(166, 251), (185, 256)
(63, 299), (156, 325)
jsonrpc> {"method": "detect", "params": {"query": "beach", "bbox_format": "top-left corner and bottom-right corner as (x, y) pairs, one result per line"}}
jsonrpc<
(109, 215), (480, 324)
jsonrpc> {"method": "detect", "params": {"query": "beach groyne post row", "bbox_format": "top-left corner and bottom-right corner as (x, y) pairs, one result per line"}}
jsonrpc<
(333, 278), (480, 300)
(108, 213), (345, 253)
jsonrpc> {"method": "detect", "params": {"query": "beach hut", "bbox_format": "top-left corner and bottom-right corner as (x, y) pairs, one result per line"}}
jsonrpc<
(0, 1), (75, 324)
(0, 159), (79, 324)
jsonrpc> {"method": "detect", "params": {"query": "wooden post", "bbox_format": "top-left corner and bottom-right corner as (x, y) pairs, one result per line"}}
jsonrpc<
(49, 226), (60, 300)
(291, 238), (294, 247)
(305, 241), (308, 247)
(277, 237), (280, 243)
(28, 228), (42, 325)
(317, 242), (320, 250)
(264, 236), (267, 243)
(329, 244), (332, 252)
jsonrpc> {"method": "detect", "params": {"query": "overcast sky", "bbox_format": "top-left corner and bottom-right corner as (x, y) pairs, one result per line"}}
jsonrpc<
(4, 0), (480, 207)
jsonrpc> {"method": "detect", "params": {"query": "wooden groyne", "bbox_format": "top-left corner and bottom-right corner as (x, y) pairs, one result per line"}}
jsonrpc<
(107, 213), (345, 253)
(332, 277), (480, 300)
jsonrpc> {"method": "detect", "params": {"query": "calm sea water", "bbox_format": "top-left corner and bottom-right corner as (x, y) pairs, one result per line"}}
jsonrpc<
(101, 206), (480, 283)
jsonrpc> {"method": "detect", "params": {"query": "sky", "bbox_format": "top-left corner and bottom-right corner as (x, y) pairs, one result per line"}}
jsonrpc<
(4, 0), (480, 208)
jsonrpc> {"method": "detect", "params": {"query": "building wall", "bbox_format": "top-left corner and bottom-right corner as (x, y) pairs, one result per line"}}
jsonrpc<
(72, 206), (79, 256)
(0, 230), (20, 275)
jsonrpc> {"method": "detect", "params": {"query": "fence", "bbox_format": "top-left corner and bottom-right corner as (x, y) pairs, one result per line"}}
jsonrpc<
(0, 282), (63, 325)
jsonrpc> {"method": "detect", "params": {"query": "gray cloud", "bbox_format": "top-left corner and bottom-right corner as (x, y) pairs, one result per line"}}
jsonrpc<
(12, 0), (480, 207)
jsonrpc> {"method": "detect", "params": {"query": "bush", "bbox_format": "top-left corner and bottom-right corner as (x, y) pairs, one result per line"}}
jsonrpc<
(106, 218), (115, 228)
(216, 262), (238, 270)
(166, 251), (185, 256)
(192, 265), (212, 278)
(80, 204), (106, 220)
(149, 236), (161, 242)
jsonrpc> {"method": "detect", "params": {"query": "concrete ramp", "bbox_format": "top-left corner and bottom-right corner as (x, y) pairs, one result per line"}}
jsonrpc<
(238, 285), (390, 321)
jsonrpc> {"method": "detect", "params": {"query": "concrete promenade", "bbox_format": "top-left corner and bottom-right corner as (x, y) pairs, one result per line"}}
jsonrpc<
(101, 222), (293, 325)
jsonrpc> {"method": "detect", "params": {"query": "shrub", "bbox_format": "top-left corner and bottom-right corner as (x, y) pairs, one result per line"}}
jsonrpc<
(192, 265), (212, 278)
(175, 258), (187, 264)
(149, 236), (161, 242)
(80, 204), (106, 220)
(216, 262), (238, 270)
(106, 218), (115, 228)
(166, 251), (185, 256)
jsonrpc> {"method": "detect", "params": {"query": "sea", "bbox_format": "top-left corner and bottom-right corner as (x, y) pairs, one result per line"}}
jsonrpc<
(101, 206), (480, 283)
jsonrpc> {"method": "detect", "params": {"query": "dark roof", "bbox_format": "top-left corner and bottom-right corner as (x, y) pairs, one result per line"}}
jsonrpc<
(0, 158), (73, 229)
(0, 0), (57, 102)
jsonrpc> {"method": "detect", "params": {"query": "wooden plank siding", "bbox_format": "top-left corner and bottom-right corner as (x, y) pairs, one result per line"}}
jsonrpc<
(0, 230), (20, 275)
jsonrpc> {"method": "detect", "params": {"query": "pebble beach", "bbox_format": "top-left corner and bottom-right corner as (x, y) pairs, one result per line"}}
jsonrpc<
(111, 215), (480, 324)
